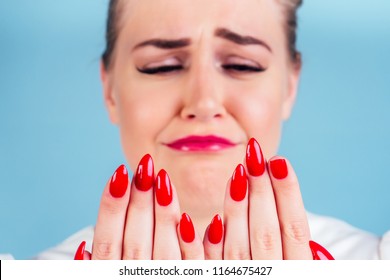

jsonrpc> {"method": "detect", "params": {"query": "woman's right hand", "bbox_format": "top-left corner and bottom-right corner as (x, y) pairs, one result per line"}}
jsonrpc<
(74, 154), (204, 260)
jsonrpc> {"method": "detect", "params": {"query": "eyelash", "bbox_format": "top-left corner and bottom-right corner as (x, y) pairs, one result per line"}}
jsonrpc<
(137, 65), (183, 74)
(222, 64), (265, 72)
(137, 64), (265, 75)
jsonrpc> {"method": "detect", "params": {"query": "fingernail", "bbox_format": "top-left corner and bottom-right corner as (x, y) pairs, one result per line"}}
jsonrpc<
(246, 138), (266, 176)
(269, 158), (288, 179)
(309, 240), (335, 260)
(109, 164), (129, 198)
(208, 214), (223, 244)
(180, 213), (195, 243)
(155, 169), (173, 206)
(134, 154), (154, 191)
(230, 164), (247, 201)
(74, 241), (86, 260)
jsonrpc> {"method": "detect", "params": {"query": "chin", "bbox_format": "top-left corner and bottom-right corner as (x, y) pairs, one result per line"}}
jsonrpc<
(159, 152), (241, 214)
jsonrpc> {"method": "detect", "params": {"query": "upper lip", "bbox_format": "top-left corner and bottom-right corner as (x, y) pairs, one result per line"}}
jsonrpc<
(165, 135), (236, 146)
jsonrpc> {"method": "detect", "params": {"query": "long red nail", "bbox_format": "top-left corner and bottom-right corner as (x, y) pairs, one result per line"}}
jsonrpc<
(74, 241), (86, 260)
(180, 213), (195, 243)
(134, 154), (154, 191)
(230, 164), (247, 201)
(155, 169), (173, 206)
(309, 240), (335, 260)
(246, 138), (266, 176)
(109, 164), (129, 198)
(269, 158), (288, 179)
(208, 214), (223, 244)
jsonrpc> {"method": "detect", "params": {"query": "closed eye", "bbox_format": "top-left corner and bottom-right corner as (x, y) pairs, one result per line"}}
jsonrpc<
(137, 64), (265, 75)
(222, 64), (265, 72)
(137, 65), (183, 74)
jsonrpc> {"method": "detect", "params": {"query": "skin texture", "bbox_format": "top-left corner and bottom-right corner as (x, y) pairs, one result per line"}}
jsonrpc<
(92, 0), (313, 260)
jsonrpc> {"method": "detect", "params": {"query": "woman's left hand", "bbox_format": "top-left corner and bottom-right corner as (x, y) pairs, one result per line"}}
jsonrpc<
(204, 138), (318, 260)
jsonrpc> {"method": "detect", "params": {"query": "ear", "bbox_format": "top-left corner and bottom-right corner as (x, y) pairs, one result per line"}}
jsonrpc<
(100, 61), (119, 124)
(282, 60), (301, 120)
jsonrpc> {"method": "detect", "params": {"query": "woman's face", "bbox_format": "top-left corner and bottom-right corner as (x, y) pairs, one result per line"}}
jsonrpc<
(102, 0), (300, 215)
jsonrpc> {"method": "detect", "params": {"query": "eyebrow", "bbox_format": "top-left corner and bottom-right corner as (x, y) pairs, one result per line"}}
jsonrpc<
(132, 27), (271, 52)
(215, 28), (272, 52)
(133, 38), (191, 50)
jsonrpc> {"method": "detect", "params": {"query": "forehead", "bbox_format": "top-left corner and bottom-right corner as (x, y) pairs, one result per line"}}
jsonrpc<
(118, 0), (285, 45)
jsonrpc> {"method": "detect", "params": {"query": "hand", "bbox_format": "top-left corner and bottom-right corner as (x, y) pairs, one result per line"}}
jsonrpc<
(203, 138), (334, 260)
(74, 154), (204, 260)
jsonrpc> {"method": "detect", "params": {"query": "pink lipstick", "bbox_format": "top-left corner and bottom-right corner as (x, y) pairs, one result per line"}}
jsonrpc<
(165, 135), (236, 152)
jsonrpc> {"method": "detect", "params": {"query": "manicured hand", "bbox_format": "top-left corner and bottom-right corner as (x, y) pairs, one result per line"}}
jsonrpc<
(203, 138), (334, 260)
(74, 154), (204, 260)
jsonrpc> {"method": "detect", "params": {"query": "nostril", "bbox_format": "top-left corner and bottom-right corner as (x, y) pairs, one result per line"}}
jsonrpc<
(186, 113), (222, 120)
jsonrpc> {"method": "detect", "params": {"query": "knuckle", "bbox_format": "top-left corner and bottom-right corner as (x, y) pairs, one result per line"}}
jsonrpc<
(93, 241), (116, 259)
(252, 229), (279, 252)
(283, 220), (309, 244)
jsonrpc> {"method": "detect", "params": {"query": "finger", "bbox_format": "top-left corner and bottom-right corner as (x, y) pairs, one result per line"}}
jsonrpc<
(84, 250), (92, 260)
(268, 156), (312, 259)
(309, 240), (335, 260)
(245, 138), (282, 259)
(177, 213), (204, 259)
(223, 164), (251, 260)
(74, 241), (86, 260)
(122, 154), (155, 259)
(74, 241), (92, 260)
(203, 214), (224, 260)
(92, 165), (130, 260)
(152, 169), (182, 259)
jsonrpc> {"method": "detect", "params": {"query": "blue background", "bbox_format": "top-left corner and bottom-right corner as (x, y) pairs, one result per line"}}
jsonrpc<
(0, 0), (389, 259)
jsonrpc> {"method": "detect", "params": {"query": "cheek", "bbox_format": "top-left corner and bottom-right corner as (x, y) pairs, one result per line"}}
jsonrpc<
(115, 83), (178, 170)
(228, 80), (285, 157)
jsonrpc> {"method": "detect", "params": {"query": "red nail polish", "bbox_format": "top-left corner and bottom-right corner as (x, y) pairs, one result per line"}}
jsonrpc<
(74, 241), (86, 260)
(180, 213), (195, 243)
(134, 154), (154, 191)
(309, 240), (335, 260)
(109, 164), (129, 198)
(246, 138), (266, 176)
(230, 164), (247, 201)
(269, 158), (288, 179)
(155, 169), (173, 206)
(208, 214), (223, 244)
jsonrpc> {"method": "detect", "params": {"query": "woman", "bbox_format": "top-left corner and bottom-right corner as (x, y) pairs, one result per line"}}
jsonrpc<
(27, 0), (390, 260)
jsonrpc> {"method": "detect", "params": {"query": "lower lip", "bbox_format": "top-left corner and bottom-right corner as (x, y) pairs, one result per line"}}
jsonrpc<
(166, 142), (236, 152)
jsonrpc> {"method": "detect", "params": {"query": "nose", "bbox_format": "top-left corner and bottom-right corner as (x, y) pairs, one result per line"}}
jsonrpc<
(180, 64), (226, 122)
